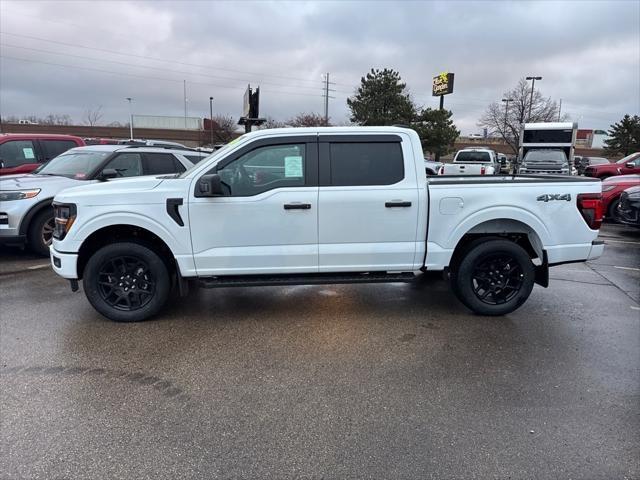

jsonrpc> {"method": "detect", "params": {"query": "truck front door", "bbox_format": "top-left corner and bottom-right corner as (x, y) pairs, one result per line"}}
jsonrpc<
(317, 134), (420, 272)
(189, 136), (319, 276)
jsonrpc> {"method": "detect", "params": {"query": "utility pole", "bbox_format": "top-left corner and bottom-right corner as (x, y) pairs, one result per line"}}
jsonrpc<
(526, 76), (542, 121)
(183, 80), (188, 129)
(557, 98), (562, 121)
(125, 97), (133, 140)
(323, 73), (329, 124)
(209, 96), (214, 147)
(321, 73), (336, 125)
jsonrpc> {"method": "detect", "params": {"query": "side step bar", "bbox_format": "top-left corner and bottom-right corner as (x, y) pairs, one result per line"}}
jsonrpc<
(198, 272), (417, 289)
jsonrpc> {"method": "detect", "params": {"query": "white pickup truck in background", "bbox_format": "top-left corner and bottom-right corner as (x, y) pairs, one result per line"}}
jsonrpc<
(50, 127), (605, 322)
(439, 147), (500, 175)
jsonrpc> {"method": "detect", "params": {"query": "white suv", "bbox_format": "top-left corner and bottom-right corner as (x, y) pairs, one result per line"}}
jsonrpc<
(0, 145), (207, 255)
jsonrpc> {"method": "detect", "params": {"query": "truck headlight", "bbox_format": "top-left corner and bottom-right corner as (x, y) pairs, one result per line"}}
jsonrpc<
(53, 202), (77, 240)
(0, 189), (41, 201)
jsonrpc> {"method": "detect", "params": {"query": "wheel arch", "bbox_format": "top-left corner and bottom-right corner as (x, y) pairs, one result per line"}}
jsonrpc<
(18, 198), (54, 235)
(448, 218), (549, 288)
(76, 224), (177, 280)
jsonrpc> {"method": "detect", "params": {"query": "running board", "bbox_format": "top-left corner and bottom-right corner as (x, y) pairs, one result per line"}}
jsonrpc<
(198, 272), (417, 289)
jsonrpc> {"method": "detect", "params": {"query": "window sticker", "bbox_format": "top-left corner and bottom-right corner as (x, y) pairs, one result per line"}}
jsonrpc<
(284, 156), (303, 177)
(23, 147), (35, 159)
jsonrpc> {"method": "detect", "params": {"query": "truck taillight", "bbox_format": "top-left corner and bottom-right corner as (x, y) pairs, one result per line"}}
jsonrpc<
(480, 166), (486, 175)
(577, 193), (603, 230)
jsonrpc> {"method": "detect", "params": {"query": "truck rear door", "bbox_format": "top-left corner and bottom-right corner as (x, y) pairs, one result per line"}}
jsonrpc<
(317, 134), (419, 272)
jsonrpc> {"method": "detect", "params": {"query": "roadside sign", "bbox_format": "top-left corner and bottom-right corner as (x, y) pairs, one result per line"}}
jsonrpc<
(432, 72), (455, 96)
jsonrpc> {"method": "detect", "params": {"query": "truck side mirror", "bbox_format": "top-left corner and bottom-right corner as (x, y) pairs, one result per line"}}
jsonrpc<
(196, 174), (225, 197)
(98, 168), (119, 181)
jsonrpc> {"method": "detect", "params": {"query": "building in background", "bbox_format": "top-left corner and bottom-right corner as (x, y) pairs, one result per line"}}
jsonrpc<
(576, 129), (609, 148)
(132, 115), (202, 131)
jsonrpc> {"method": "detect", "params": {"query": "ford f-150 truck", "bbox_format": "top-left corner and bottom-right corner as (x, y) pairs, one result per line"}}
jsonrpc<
(49, 127), (605, 322)
(439, 148), (499, 175)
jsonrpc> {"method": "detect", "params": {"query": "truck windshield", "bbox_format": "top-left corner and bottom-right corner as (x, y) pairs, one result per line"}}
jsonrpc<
(455, 151), (491, 162)
(524, 150), (567, 163)
(34, 150), (112, 179)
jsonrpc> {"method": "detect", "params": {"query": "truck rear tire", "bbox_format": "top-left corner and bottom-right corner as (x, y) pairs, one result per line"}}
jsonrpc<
(83, 242), (171, 322)
(450, 239), (535, 316)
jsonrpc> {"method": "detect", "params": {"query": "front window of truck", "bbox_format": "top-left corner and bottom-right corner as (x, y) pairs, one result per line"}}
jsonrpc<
(178, 134), (250, 178)
(523, 150), (567, 163)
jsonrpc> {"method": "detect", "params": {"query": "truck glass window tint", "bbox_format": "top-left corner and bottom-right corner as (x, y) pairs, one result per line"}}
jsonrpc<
(143, 153), (184, 175)
(217, 144), (306, 196)
(329, 142), (403, 186)
(41, 140), (78, 160)
(0, 140), (37, 168)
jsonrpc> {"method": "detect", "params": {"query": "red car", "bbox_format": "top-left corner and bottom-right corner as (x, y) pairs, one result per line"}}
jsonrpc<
(601, 174), (640, 221)
(584, 152), (640, 179)
(0, 134), (85, 176)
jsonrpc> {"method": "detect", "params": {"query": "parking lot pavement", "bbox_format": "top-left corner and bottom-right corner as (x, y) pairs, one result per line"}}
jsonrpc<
(1, 224), (638, 479)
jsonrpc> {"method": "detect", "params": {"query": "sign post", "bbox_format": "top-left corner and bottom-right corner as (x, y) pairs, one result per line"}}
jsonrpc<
(431, 72), (455, 161)
(238, 85), (266, 133)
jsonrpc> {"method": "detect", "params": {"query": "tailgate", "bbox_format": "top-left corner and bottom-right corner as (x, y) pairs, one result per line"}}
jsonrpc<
(443, 163), (483, 175)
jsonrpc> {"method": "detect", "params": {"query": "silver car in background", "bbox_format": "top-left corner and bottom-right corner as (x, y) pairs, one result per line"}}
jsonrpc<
(0, 145), (206, 255)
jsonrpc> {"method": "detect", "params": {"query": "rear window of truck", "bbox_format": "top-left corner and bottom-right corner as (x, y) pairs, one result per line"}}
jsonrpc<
(329, 142), (403, 186)
(455, 151), (491, 162)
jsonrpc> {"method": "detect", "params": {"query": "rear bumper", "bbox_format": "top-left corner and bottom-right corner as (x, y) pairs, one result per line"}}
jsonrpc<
(50, 247), (79, 279)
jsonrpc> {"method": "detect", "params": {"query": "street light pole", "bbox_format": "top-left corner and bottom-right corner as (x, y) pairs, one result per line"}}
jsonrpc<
(525, 76), (542, 121)
(209, 96), (214, 147)
(125, 97), (133, 140)
(501, 98), (513, 136)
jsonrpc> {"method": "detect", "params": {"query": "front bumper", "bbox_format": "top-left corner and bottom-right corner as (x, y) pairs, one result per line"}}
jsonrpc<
(50, 247), (79, 279)
(0, 200), (30, 244)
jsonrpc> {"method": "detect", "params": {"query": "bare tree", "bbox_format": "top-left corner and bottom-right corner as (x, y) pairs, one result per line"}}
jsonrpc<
(212, 115), (237, 143)
(83, 105), (104, 126)
(260, 117), (286, 129)
(287, 112), (331, 127)
(478, 78), (561, 153)
(40, 114), (73, 125)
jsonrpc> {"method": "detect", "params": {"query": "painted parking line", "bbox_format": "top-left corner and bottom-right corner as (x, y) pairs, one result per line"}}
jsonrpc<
(613, 266), (640, 272)
(631, 306), (640, 311)
(27, 264), (50, 270)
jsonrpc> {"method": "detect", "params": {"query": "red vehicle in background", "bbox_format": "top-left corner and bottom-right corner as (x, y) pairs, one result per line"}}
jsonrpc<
(601, 174), (640, 221)
(0, 134), (85, 176)
(584, 152), (640, 179)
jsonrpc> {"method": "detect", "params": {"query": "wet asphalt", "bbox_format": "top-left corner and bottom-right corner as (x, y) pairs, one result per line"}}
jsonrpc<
(1, 224), (638, 479)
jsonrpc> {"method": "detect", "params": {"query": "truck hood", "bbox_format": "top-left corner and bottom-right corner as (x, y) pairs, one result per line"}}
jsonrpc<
(0, 173), (84, 191)
(54, 176), (166, 204)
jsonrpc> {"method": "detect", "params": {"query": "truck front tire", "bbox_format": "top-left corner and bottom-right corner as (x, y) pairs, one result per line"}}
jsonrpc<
(451, 239), (535, 316)
(83, 242), (171, 322)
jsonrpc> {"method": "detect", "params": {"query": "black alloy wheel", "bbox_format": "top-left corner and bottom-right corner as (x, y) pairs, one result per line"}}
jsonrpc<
(470, 253), (524, 305)
(97, 256), (156, 311)
(83, 242), (171, 322)
(450, 239), (535, 316)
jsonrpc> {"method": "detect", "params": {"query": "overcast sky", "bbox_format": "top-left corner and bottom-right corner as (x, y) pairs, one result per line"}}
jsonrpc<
(0, 0), (638, 134)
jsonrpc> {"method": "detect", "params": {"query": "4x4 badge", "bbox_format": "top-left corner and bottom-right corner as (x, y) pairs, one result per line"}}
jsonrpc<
(537, 193), (572, 202)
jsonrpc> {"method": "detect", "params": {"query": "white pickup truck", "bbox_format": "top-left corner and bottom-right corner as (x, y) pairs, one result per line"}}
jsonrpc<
(440, 148), (500, 175)
(50, 127), (605, 322)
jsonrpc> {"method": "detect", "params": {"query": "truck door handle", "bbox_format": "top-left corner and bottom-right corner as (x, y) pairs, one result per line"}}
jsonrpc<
(283, 203), (311, 210)
(385, 201), (412, 208)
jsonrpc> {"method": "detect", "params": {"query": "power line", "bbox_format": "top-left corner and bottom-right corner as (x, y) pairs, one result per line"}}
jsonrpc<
(1, 9), (359, 90)
(0, 31), (332, 91)
(0, 42), (328, 94)
(0, 55), (326, 98)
